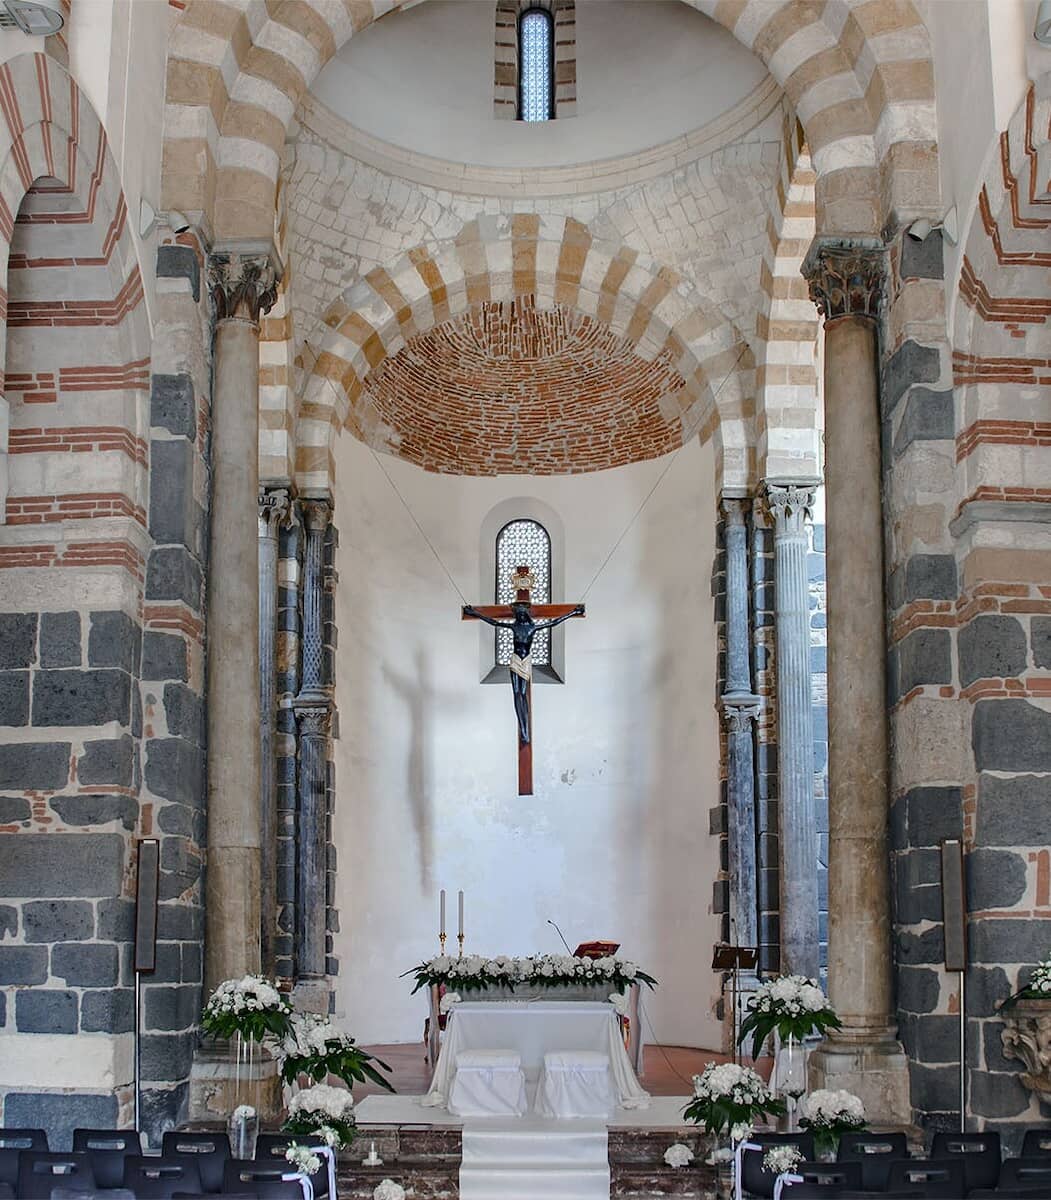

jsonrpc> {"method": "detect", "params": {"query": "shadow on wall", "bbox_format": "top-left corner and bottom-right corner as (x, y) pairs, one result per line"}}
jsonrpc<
(383, 647), (436, 896)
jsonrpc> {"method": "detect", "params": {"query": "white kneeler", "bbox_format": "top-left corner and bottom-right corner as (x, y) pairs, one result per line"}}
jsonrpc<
(448, 1049), (528, 1118)
(536, 1050), (614, 1119)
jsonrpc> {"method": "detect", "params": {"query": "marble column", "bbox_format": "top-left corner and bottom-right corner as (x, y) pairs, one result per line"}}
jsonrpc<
(762, 481), (820, 981)
(258, 487), (290, 975)
(203, 246), (279, 995)
(293, 499), (333, 1009)
(720, 496), (761, 961)
(802, 237), (909, 1123)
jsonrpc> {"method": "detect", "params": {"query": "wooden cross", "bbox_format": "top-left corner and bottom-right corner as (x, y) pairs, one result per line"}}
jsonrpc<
(462, 566), (586, 795)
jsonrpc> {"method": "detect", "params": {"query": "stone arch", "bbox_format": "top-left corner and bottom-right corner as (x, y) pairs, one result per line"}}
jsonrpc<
(162, 0), (936, 243)
(292, 214), (754, 493)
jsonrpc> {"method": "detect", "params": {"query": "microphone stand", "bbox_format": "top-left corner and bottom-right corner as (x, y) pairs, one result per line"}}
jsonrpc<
(547, 919), (573, 955)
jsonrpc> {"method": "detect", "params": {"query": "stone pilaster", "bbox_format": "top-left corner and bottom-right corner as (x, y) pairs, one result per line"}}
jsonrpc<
(762, 481), (820, 982)
(202, 244), (280, 997)
(720, 496), (761, 965)
(258, 487), (290, 975)
(293, 499), (333, 1010)
(802, 237), (910, 1125)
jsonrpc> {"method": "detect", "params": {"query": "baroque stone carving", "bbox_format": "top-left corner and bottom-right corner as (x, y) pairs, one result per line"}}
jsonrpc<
(802, 238), (885, 322)
(208, 249), (280, 323)
(1002, 999), (1051, 1095)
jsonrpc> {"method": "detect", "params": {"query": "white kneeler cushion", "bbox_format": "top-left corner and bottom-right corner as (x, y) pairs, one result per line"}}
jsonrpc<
(448, 1049), (528, 1118)
(536, 1050), (614, 1118)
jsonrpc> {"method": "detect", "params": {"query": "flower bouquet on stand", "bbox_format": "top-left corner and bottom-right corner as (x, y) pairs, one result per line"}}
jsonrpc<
(283, 1084), (357, 1200)
(201, 975), (293, 1158)
(738, 975), (840, 1129)
(269, 1011), (395, 1093)
(798, 1089), (866, 1159)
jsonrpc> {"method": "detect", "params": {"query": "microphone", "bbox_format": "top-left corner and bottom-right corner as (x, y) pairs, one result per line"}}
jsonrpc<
(547, 919), (573, 954)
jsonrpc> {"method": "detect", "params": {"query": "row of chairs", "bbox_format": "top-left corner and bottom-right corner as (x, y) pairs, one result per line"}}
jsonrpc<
(0, 1129), (330, 1199)
(743, 1129), (1051, 1198)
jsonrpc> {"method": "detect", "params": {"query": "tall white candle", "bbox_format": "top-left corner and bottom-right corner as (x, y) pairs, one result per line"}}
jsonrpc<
(458, 890), (464, 938)
(440, 889), (446, 938)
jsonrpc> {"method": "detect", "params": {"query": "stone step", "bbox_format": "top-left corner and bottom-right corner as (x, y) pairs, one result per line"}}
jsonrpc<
(608, 1127), (710, 1163)
(339, 1157), (459, 1198)
(353, 1125), (462, 1163)
(611, 1161), (718, 1197)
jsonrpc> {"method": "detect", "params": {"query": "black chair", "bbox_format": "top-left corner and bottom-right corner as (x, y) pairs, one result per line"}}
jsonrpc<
(161, 1131), (231, 1193)
(222, 1160), (309, 1198)
(772, 1187), (849, 1198)
(886, 1157), (967, 1197)
(837, 1131), (909, 1191)
(1023, 1133), (1051, 1159)
(996, 1156), (1051, 1193)
(795, 1161), (863, 1190)
(931, 1131), (1002, 1193)
(741, 1133), (818, 1199)
(122, 1155), (203, 1199)
(0, 1128), (48, 1151)
(16, 1152), (96, 1199)
(0, 1183), (12, 1200)
(71, 1129), (140, 1189)
(255, 1133), (329, 1198)
(0, 1149), (20, 1192)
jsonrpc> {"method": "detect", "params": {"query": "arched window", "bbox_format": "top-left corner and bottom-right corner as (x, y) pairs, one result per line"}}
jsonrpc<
(495, 519), (552, 666)
(519, 8), (553, 122)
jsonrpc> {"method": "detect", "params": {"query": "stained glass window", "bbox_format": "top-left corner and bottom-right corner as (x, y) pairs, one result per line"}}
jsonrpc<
(519, 8), (553, 123)
(495, 519), (551, 666)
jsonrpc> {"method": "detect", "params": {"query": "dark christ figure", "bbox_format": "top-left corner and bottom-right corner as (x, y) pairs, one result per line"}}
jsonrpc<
(462, 566), (586, 795)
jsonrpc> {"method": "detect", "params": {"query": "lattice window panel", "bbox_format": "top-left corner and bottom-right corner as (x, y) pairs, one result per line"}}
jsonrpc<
(519, 8), (553, 122)
(495, 519), (551, 665)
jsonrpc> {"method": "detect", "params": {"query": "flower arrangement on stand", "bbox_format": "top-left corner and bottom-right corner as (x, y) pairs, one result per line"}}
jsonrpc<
(1004, 952), (1051, 1005)
(410, 952), (657, 994)
(268, 1011), (395, 1092)
(798, 1089), (866, 1158)
(283, 1083), (357, 1149)
(201, 975), (293, 1158)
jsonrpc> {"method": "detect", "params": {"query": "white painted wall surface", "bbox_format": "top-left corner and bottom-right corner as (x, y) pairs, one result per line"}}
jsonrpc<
(313, 0), (767, 167)
(331, 433), (724, 1051)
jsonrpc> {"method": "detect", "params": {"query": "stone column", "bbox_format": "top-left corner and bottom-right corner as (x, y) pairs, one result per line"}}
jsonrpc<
(802, 238), (909, 1123)
(258, 487), (289, 975)
(720, 496), (761, 962)
(293, 499), (333, 1010)
(762, 481), (820, 981)
(203, 246), (279, 995)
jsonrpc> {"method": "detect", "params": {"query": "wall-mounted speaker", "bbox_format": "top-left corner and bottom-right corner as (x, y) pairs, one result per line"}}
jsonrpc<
(941, 838), (967, 972)
(135, 839), (160, 973)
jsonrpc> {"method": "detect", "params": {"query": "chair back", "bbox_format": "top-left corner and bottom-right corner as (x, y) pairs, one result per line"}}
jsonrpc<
(887, 1156), (966, 1196)
(930, 1130), (1001, 1191)
(160, 1131), (231, 1193)
(836, 1130), (907, 1190)
(0, 1149), (20, 1188)
(254, 1134), (329, 1198)
(222, 1160), (309, 1198)
(769, 1186), (849, 1199)
(1001, 1156), (1051, 1189)
(121, 1156), (202, 1199)
(741, 1133), (818, 1199)
(71, 1130), (139, 1190)
(16, 1152), (96, 1199)
(1022, 1130), (1051, 1158)
(0, 1128), (48, 1152)
(0, 1181), (12, 1200)
(797, 1160), (862, 1189)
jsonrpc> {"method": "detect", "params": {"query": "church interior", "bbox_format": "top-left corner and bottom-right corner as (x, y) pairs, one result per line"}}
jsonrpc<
(1, 0), (1051, 1196)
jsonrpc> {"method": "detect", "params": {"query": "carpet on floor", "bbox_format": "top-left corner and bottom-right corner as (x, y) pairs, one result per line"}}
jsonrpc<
(459, 1116), (610, 1200)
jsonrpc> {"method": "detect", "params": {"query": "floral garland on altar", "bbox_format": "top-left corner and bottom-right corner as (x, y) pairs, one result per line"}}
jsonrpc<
(410, 953), (657, 994)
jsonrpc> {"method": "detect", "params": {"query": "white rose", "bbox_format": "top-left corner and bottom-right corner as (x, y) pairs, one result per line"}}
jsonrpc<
(374, 1181), (406, 1200)
(664, 1143), (693, 1168)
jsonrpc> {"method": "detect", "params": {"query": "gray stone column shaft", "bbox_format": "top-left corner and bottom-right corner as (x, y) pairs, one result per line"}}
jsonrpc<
(802, 237), (909, 1124)
(258, 488), (289, 976)
(764, 482), (819, 980)
(204, 248), (278, 995)
(721, 496), (760, 956)
(295, 500), (332, 983)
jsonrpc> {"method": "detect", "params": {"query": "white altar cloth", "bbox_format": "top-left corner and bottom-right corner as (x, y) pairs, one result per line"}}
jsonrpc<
(423, 1001), (649, 1111)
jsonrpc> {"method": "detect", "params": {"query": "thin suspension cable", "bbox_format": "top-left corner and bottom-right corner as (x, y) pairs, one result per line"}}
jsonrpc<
(578, 342), (749, 601)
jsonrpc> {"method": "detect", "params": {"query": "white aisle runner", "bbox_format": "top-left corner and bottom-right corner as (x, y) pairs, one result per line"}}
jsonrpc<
(459, 1116), (611, 1200)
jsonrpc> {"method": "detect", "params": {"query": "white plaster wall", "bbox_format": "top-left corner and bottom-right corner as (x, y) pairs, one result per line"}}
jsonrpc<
(331, 433), (724, 1051)
(313, 0), (766, 167)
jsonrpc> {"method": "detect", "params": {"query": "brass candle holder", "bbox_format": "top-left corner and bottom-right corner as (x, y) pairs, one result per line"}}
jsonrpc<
(457, 933), (464, 959)
(439, 932), (447, 955)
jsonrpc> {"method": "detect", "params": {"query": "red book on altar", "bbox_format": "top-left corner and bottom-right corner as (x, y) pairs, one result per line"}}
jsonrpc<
(575, 941), (619, 959)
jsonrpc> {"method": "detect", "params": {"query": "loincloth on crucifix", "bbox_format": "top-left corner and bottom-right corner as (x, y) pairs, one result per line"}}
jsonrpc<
(509, 653), (532, 682)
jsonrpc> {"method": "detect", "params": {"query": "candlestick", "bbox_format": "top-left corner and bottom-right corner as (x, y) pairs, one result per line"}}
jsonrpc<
(439, 931), (447, 955)
(362, 1140), (383, 1167)
(457, 932), (464, 959)
(440, 888), (446, 948)
(458, 889), (464, 938)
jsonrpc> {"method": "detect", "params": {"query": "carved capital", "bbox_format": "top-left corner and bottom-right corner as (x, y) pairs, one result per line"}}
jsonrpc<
(294, 700), (333, 738)
(300, 499), (333, 535)
(208, 248), (280, 324)
(720, 496), (750, 528)
(761, 481), (817, 536)
(722, 696), (762, 733)
(802, 237), (885, 322)
(258, 487), (291, 539)
(1001, 1001), (1051, 1097)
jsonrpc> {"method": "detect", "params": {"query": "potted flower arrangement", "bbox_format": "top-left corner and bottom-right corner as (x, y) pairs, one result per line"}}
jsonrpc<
(738, 976), (840, 1061)
(283, 1083), (357, 1149)
(684, 1062), (785, 1140)
(269, 1011), (395, 1093)
(798, 1089), (866, 1157)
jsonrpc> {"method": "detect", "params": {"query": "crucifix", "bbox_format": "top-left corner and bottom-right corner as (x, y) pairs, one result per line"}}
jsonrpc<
(462, 565), (586, 795)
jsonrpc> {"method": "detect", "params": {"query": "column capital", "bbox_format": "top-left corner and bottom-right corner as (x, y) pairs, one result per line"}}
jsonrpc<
(802, 237), (885, 322)
(300, 498), (333, 534)
(294, 698), (333, 736)
(721, 695), (762, 731)
(720, 495), (752, 526)
(208, 243), (281, 323)
(258, 487), (291, 538)
(761, 480), (818, 534)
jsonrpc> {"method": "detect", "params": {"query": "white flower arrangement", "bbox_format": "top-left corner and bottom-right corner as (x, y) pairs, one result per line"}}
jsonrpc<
(411, 953), (656, 994)
(683, 1062), (784, 1136)
(269, 1011), (393, 1092)
(799, 1088), (866, 1155)
(1007, 952), (1051, 1004)
(285, 1144), (322, 1176)
(663, 1143), (694, 1168)
(609, 992), (630, 1017)
(763, 1145), (803, 1176)
(201, 974), (292, 1041)
(738, 975), (841, 1059)
(439, 991), (462, 1014)
(374, 1180), (406, 1200)
(283, 1084), (356, 1150)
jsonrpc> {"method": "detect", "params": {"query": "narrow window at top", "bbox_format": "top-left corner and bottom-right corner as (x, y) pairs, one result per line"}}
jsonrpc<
(519, 8), (553, 122)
